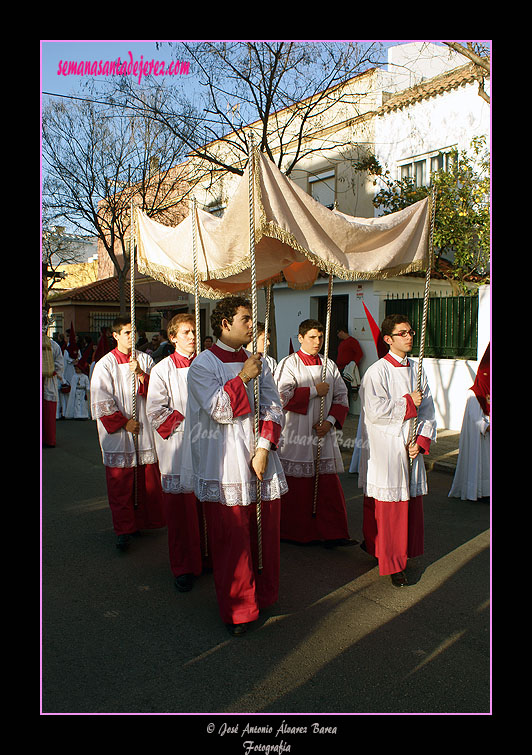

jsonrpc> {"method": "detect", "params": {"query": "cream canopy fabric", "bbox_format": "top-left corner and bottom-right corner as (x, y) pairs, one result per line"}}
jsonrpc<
(136, 148), (431, 299)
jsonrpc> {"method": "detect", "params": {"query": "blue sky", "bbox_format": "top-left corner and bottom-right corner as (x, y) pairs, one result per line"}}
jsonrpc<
(41, 40), (490, 101)
(40, 40), (391, 98)
(41, 40), (186, 97)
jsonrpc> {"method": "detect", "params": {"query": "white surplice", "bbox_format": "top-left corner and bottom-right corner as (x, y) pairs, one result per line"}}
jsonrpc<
(180, 344), (288, 506)
(274, 352), (348, 477)
(448, 391), (490, 500)
(58, 351), (77, 418)
(65, 372), (90, 418)
(146, 352), (191, 494)
(90, 349), (157, 468)
(358, 354), (437, 501)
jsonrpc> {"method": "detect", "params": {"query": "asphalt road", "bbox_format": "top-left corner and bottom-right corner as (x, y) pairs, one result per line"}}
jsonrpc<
(41, 418), (491, 722)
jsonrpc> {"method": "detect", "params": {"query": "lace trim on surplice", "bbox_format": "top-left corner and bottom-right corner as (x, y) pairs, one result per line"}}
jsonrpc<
(161, 474), (188, 494)
(280, 458), (339, 477)
(92, 398), (120, 419)
(102, 449), (157, 468)
(147, 405), (175, 430)
(363, 479), (428, 502)
(260, 404), (283, 426)
(185, 473), (288, 506)
(212, 389), (236, 424)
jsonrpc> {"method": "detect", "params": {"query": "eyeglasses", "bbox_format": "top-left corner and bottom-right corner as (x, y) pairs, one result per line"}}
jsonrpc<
(390, 329), (416, 338)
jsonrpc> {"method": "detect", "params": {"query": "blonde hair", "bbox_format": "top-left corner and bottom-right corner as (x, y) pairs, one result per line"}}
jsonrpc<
(167, 313), (195, 339)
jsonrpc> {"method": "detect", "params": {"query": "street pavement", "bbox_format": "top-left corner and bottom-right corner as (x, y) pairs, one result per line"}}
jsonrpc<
(41, 417), (490, 720)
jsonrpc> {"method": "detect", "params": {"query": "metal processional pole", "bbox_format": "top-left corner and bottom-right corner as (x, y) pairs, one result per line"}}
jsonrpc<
(408, 186), (437, 467)
(130, 199), (139, 509)
(263, 284), (272, 358)
(191, 197), (209, 557)
(312, 273), (334, 518)
(247, 133), (263, 573)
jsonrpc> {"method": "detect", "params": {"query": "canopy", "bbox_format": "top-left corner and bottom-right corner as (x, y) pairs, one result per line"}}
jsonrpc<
(136, 148), (431, 298)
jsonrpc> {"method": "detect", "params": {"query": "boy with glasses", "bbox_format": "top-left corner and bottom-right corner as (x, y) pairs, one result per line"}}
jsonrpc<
(358, 314), (437, 586)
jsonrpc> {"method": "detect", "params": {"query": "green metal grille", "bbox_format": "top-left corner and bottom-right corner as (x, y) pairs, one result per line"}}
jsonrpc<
(385, 293), (478, 359)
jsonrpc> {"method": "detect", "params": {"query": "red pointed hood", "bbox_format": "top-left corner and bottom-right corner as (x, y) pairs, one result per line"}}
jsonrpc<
(93, 327), (113, 363)
(362, 302), (388, 358)
(470, 343), (490, 415)
(66, 321), (78, 358)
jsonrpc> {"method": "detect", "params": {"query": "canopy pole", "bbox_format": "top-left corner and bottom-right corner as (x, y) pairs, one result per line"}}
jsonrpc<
(263, 284), (272, 357)
(409, 186), (437, 466)
(247, 134), (263, 573)
(130, 200), (138, 509)
(192, 197), (209, 558)
(191, 197), (202, 356)
(312, 273), (334, 518)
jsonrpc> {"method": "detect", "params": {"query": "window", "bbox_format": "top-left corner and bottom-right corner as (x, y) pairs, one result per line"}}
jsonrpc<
(309, 170), (336, 209)
(49, 313), (64, 338)
(398, 147), (456, 187)
(91, 313), (116, 334)
(414, 159), (426, 187)
(430, 151), (455, 173)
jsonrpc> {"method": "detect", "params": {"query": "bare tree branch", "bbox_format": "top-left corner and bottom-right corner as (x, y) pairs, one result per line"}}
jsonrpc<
(42, 93), (197, 313)
(442, 41), (490, 73)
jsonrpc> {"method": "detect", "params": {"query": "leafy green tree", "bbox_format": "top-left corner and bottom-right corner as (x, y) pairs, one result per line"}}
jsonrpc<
(353, 136), (490, 291)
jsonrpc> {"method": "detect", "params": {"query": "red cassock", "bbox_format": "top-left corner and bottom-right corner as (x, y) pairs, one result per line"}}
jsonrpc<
(91, 348), (165, 536)
(147, 351), (210, 578)
(180, 342), (287, 625)
(358, 352), (437, 575)
(42, 399), (57, 447)
(362, 495), (424, 575)
(274, 349), (351, 543)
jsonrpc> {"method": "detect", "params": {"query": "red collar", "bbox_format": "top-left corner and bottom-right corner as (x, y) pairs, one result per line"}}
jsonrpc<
(383, 352), (409, 367)
(171, 351), (195, 369)
(296, 349), (322, 366)
(111, 347), (131, 364)
(210, 343), (248, 363)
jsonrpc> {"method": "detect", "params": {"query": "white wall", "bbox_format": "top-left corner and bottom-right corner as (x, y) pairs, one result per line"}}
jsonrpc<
(374, 78), (490, 192)
(385, 42), (470, 89)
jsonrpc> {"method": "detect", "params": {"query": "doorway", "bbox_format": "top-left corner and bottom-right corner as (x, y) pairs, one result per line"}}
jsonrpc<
(317, 294), (348, 362)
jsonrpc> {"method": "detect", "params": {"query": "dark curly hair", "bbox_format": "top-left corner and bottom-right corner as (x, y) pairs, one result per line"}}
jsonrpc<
(210, 295), (252, 338)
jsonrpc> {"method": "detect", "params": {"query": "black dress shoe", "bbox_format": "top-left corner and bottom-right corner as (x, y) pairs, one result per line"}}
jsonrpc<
(226, 623), (248, 636)
(174, 573), (194, 592)
(116, 534), (131, 551)
(391, 571), (408, 587)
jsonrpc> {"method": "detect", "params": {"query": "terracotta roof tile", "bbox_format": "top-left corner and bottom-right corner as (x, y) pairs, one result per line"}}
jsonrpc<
(378, 62), (487, 113)
(48, 276), (149, 304)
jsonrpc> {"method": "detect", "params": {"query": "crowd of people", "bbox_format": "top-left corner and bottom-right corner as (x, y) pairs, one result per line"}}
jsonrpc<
(42, 299), (490, 636)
